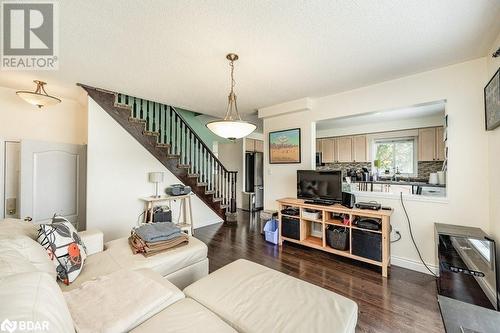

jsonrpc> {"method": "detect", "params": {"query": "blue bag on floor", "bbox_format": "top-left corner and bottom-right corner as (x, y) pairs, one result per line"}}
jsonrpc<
(263, 219), (279, 245)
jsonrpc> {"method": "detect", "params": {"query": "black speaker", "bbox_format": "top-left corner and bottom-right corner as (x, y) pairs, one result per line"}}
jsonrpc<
(341, 192), (355, 209)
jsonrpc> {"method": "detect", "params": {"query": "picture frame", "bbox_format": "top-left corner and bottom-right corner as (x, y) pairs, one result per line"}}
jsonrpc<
(269, 128), (301, 164)
(484, 67), (500, 131)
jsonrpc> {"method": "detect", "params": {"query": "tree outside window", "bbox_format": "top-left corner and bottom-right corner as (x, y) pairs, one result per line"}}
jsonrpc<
(374, 138), (415, 174)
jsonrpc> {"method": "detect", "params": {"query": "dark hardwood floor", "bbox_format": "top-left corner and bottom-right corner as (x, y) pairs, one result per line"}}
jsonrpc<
(195, 210), (444, 333)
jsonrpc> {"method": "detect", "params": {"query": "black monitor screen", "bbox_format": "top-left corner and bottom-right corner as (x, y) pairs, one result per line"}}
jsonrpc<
(297, 170), (342, 202)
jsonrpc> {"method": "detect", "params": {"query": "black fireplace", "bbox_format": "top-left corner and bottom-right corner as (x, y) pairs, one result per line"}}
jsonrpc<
(435, 223), (500, 332)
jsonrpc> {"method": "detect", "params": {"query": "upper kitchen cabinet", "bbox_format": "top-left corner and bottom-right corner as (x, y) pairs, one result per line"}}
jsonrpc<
(316, 139), (322, 152)
(435, 127), (445, 161)
(352, 135), (368, 162)
(246, 139), (264, 153)
(418, 126), (445, 161)
(321, 138), (336, 163)
(246, 138), (255, 152)
(254, 139), (264, 153)
(336, 136), (352, 162)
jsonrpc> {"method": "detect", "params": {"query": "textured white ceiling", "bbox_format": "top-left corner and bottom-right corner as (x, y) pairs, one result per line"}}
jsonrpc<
(1, 0), (499, 117)
(316, 101), (446, 130)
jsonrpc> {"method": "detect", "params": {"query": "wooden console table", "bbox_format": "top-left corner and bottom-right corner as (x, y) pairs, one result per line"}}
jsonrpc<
(277, 198), (393, 277)
(140, 194), (194, 235)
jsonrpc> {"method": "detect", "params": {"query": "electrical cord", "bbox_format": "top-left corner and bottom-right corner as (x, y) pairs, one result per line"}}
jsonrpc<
(390, 230), (401, 243)
(400, 192), (437, 278)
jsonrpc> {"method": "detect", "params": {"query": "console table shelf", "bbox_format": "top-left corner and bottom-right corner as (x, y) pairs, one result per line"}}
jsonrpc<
(277, 197), (393, 277)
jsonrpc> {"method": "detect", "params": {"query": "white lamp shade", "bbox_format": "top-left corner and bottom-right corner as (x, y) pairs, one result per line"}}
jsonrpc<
(148, 172), (164, 183)
(206, 120), (256, 140)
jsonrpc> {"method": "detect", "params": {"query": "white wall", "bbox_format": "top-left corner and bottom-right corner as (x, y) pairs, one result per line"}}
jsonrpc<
(86, 98), (222, 241)
(263, 111), (316, 211)
(486, 33), (500, 286)
(261, 58), (490, 274)
(218, 140), (244, 209)
(317, 114), (444, 138)
(0, 85), (87, 144)
(0, 84), (87, 221)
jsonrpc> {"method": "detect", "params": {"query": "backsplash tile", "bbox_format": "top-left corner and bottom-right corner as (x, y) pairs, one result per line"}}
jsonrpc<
(318, 161), (444, 179)
(317, 162), (371, 176)
(417, 161), (444, 178)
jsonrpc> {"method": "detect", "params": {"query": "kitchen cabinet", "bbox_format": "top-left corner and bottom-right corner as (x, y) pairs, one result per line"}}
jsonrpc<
(336, 136), (352, 162)
(246, 139), (263, 153)
(316, 139), (322, 152)
(254, 140), (264, 153)
(352, 135), (368, 162)
(321, 138), (336, 163)
(436, 127), (445, 161)
(246, 138), (255, 152)
(418, 127), (445, 161)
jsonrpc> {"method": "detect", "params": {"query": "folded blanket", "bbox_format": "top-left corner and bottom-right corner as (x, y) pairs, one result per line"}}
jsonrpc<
(129, 232), (189, 257)
(64, 269), (177, 333)
(135, 222), (182, 243)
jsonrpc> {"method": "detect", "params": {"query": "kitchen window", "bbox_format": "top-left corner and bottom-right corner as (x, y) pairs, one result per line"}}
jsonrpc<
(373, 137), (417, 175)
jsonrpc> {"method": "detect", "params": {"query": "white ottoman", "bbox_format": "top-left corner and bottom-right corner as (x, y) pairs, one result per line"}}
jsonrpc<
(184, 259), (358, 333)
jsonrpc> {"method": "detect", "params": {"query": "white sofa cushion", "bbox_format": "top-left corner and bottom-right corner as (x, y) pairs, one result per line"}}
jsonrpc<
(0, 234), (56, 279)
(131, 298), (237, 333)
(0, 248), (40, 278)
(60, 236), (208, 291)
(184, 259), (358, 333)
(64, 268), (184, 333)
(0, 272), (74, 333)
(0, 218), (38, 239)
(104, 236), (207, 276)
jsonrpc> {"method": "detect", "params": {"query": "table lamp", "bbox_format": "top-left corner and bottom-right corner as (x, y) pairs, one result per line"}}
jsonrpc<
(148, 172), (164, 198)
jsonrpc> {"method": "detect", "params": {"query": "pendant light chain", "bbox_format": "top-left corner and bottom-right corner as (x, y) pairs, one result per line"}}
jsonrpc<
(225, 56), (242, 121)
(205, 53), (256, 140)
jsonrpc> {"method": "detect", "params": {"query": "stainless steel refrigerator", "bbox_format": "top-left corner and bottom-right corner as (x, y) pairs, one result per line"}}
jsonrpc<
(244, 152), (263, 211)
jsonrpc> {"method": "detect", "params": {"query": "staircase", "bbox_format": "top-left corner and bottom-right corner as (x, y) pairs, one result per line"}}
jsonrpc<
(79, 84), (237, 221)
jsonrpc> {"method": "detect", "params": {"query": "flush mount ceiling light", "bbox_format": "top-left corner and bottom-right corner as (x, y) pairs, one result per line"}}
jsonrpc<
(206, 53), (256, 141)
(16, 80), (61, 108)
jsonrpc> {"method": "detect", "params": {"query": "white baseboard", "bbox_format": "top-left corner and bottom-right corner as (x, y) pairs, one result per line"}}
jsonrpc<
(194, 217), (223, 229)
(391, 255), (438, 276)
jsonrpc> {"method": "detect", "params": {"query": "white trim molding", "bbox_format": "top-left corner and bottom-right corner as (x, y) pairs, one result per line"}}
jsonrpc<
(391, 255), (438, 276)
(258, 98), (313, 119)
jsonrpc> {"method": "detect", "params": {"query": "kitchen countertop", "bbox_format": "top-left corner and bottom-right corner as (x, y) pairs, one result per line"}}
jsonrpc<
(350, 180), (446, 188)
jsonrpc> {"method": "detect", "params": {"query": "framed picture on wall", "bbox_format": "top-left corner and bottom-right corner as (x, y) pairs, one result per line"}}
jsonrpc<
(269, 128), (301, 164)
(484, 67), (500, 131)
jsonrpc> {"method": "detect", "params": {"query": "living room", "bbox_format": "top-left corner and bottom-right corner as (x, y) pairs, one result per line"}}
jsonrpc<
(1, 1), (500, 332)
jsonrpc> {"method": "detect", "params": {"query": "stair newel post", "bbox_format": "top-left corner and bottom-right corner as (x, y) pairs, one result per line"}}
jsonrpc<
(230, 172), (237, 213)
(210, 156), (213, 192)
(133, 97), (137, 118)
(146, 100), (150, 131)
(202, 147), (206, 183)
(158, 104), (162, 144)
(151, 103), (156, 132)
(168, 106), (173, 153)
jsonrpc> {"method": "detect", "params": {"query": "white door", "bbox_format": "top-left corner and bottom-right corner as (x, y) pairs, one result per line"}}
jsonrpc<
(19, 140), (86, 229)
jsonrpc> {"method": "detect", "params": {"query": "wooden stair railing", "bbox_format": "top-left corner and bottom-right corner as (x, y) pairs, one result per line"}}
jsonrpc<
(78, 84), (237, 221)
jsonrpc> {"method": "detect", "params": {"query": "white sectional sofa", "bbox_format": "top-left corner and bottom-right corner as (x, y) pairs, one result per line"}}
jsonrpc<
(0, 218), (358, 332)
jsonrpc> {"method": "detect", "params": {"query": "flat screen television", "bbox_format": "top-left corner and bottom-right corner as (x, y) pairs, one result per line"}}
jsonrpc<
(297, 170), (342, 203)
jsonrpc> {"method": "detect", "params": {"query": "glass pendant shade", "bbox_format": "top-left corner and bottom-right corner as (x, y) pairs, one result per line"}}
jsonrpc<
(207, 119), (256, 140)
(206, 53), (256, 141)
(16, 80), (61, 108)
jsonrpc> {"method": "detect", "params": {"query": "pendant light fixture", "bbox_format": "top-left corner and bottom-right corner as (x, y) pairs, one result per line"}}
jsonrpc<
(16, 80), (61, 108)
(206, 53), (256, 141)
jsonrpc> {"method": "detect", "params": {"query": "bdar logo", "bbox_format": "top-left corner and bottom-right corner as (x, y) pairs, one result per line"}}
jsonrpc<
(0, 319), (17, 333)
